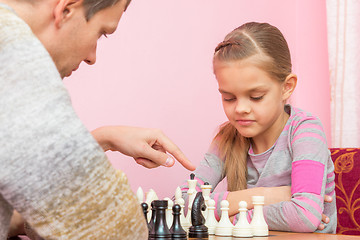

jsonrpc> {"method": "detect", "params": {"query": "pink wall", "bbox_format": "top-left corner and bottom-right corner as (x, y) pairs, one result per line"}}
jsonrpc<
(64, 0), (330, 198)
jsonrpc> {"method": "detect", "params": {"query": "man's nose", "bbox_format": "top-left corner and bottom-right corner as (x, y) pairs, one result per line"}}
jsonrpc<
(84, 45), (97, 65)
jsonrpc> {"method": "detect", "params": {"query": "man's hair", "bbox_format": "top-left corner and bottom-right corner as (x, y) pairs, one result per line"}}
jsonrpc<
(83, 0), (131, 20)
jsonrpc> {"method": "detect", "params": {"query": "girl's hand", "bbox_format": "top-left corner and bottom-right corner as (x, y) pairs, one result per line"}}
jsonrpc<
(317, 195), (332, 230)
(91, 126), (195, 171)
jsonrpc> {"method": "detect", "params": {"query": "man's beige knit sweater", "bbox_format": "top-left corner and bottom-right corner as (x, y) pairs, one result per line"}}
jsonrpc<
(0, 4), (147, 239)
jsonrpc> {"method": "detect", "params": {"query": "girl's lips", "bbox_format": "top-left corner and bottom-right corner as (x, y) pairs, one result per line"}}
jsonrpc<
(236, 119), (255, 126)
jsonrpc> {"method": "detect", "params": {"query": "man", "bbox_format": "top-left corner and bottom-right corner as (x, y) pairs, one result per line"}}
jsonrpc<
(0, 0), (195, 239)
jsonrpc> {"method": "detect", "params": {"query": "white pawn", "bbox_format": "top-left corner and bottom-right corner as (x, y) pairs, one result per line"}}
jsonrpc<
(176, 197), (191, 232)
(145, 189), (158, 221)
(145, 189), (158, 205)
(136, 187), (144, 203)
(215, 200), (233, 236)
(175, 186), (182, 202)
(205, 199), (218, 235)
(164, 197), (174, 229)
(233, 201), (253, 238)
(250, 196), (268, 236)
(201, 183), (212, 219)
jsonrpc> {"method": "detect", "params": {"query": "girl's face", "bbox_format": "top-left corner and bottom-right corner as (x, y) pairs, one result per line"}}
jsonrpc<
(214, 59), (289, 149)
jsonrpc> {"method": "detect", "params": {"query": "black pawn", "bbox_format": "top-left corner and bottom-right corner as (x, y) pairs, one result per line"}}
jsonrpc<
(170, 204), (187, 239)
(190, 173), (195, 180)
(141, 202), (149, 229)
(149, 200), (171, 239)
(148, 201), (156, 236)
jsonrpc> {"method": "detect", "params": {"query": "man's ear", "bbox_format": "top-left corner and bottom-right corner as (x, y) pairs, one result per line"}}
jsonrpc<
(282, 73), (297, 101)
(53, 0), (83, 28)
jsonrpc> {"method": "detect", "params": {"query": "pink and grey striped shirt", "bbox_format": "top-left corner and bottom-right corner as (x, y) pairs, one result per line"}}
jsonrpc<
(180, 104), (336, 233)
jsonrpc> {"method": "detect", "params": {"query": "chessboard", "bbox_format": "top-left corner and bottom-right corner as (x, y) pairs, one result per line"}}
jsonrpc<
(10, 231), (359, 240)
(137, 173), (269, 239)
(137, 176), (358, 240)
(191, 231), (360, 240)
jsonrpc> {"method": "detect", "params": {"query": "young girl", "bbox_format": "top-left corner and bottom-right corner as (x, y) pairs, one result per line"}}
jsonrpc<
(180, 22), (336, 233)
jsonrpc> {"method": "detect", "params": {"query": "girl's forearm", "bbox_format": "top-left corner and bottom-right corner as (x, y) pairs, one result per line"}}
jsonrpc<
(226, 186), (291, 216)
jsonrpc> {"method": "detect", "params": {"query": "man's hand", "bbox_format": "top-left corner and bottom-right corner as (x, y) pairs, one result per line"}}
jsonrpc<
(8, 210), (25, 237)
(91, 126), (196, 171)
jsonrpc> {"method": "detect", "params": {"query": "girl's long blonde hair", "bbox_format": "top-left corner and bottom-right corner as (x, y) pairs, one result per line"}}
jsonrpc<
(213, 22), (292, 191)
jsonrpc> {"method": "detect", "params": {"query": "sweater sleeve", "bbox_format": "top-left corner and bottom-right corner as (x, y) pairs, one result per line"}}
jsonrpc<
(0, 7), (147, 240)
(261, 114), (330, 232)
(179, 144), (229, 220)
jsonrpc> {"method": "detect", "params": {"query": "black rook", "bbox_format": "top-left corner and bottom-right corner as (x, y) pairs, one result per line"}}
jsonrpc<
(149, 200), (171, 239)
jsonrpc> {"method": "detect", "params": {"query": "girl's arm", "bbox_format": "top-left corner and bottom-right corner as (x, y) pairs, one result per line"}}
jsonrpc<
(180, 151), (292, 219)
(226, 186), (291, 216)
(179, 152), (226, 215)
(182, 143), (331, 231)
(227, 187), (332, 230)
(255, 116), (335, 233)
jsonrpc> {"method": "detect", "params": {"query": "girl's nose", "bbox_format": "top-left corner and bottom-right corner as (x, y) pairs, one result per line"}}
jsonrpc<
(235, 100), (251, 114)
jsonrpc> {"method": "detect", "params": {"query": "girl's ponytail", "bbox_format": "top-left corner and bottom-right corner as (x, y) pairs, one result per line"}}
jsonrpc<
(215, 122), (249, 191)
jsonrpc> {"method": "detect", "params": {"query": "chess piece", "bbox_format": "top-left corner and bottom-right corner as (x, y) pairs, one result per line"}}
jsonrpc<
(148, 201), (156, 235)
(233, 201), (253, 238)
(170, 204), (187, 239)
(164, 197), (174, 229)
(215, 200), (233, 236)
(205, 199), (218, 234)
(250, 196), (268, 236)
(201, 182), (212, 219)
(175, 186), (182, 201)
(186, 173), (197, 224)
(145, 189), (158, 205)
(141, 202), (149, 229)
(175, 197), (191, 232)
(150, 200), (171, 239)
(188, 192), (209, 238)
(145, 189), (158, 221)
(136, 186), (144, 203)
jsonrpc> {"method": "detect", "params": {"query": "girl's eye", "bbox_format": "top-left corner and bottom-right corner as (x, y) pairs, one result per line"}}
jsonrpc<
(102, 33), (108, 38)
(223, 97), (236, 102)
(251, 96), (264, 101)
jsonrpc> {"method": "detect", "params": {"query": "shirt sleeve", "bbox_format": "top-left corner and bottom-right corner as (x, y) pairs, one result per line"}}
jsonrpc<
(179, 144), (229, 220)
(260, 114), (329, 232)
(0, 9), (147, 240)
